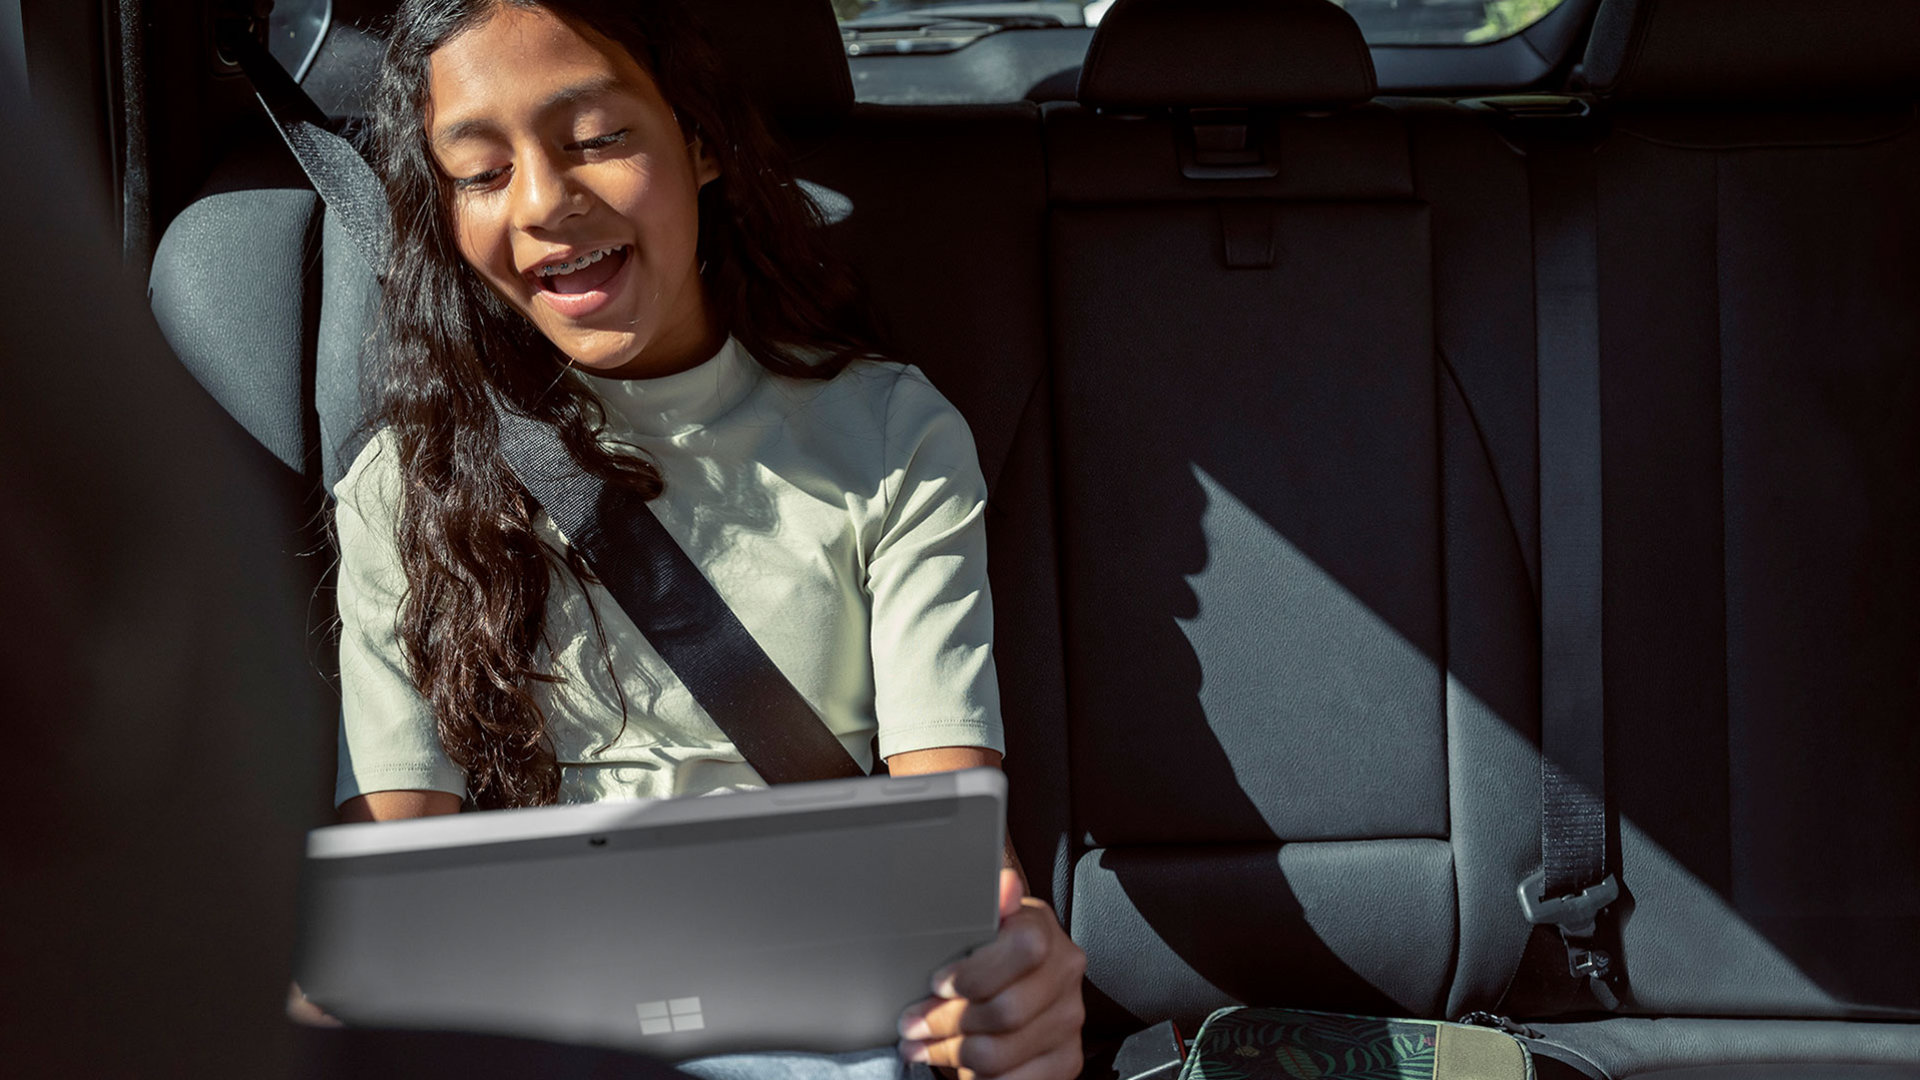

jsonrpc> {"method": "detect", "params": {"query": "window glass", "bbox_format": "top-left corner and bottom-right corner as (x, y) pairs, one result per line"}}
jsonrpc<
(268, 0), (331, 81)
(1335, 0), (1568, 45)
(836, 1), (1095, 56)
(833, 0), (1569, 49)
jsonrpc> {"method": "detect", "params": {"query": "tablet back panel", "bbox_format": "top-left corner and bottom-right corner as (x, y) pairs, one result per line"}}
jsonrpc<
(297, 769), (1006, 1054)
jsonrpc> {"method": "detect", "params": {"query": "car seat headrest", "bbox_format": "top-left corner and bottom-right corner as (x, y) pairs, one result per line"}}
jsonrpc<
(695, 0), (854, 129)
(304, 1), (854, 133)
(1077, 0), (1376, 111)
(1585, 0), (1920, 104)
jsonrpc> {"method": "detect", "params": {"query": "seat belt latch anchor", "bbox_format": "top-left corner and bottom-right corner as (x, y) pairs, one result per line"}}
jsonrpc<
(1566, 943), (1621, 1009)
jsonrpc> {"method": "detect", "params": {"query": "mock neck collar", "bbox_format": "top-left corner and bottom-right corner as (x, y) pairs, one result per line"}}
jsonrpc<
(577, 336), (759, 438)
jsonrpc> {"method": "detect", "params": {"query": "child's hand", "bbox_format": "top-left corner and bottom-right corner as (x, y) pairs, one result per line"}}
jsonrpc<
(896, 870), (1086, 1080)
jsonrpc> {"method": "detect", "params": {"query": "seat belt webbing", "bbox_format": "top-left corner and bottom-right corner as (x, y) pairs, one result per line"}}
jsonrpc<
(1521, 135), (1622, 1010)
(219, 21), (389, 278)
(215, 20), (864, 786)
(492, 408), (866, 785)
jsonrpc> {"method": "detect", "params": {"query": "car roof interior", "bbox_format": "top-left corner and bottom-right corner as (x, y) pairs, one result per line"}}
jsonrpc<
(10, 0), (1919, 1075)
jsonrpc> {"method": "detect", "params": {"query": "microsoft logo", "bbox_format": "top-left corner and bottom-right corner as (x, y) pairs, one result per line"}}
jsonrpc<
(636, 996), (705, 1036)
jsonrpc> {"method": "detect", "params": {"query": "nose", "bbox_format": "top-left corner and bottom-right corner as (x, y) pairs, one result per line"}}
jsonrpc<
(509, 145), (584, 234)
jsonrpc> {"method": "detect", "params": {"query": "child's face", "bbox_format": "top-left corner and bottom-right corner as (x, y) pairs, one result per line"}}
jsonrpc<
(425, 4), (720, 376)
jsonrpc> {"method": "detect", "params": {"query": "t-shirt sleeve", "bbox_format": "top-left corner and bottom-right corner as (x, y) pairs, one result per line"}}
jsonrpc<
(866, 367), (1006, 761)
(331, 433), (468, 807)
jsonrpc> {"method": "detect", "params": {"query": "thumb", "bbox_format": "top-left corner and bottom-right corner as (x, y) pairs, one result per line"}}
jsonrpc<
(997, 868), (1024, 921)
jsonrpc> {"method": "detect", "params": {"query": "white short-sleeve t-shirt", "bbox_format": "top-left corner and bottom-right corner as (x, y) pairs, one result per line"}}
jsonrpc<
(332, 337), (1003, 806)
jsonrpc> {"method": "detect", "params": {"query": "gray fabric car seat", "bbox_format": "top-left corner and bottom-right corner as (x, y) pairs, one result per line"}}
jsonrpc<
(150, 127), (382, 491)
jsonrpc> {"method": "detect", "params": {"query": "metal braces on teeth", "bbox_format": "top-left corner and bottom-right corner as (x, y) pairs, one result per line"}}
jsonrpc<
(539, 245), (623, 277)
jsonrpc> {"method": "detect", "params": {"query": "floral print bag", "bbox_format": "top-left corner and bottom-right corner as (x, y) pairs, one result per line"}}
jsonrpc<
(1177, 1006), (1534, 1080)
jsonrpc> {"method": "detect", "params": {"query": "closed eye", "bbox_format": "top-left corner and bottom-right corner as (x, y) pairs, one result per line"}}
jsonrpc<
(453, 166), (507, 190)
(447, 128), (628, 190)
(570, 129), (629, 153)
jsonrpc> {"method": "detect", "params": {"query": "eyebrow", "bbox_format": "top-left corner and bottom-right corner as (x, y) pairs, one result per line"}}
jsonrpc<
(430, 75), (631, 149)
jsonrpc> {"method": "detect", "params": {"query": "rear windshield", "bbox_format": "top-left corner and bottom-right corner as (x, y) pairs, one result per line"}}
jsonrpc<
(1336, 0), (1568, 45)
(834, 0), (1569, 47)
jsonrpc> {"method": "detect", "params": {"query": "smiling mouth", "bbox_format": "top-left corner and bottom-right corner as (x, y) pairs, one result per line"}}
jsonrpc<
(532, 245), (631, 296)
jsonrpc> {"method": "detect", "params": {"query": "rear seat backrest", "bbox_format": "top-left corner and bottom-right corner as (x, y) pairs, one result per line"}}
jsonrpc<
(1046, 0), (1535, 1035)
(1560, 0), (1920, 1019)
(149, 135), (387, 491)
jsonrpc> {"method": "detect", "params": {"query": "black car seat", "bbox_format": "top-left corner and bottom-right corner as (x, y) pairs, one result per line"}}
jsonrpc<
(1502, 0), (1920, 1071)
(1047, 0), (1920, 1073)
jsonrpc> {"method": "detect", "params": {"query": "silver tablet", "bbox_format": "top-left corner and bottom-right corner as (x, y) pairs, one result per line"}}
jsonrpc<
(296, 768), (1006, 1056)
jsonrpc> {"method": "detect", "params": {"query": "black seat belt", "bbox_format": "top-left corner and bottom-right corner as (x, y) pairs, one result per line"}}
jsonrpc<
(492, 409), (865, 783)
(215, 18), (865, 786)
(1519, 111), (1623, 1010)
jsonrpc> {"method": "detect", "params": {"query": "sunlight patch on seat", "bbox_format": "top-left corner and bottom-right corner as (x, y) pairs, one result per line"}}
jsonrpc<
(1442, 674), (1838, 1012)
(1614, 817), (1842, 1012)
(1179, 464), (1442, 829)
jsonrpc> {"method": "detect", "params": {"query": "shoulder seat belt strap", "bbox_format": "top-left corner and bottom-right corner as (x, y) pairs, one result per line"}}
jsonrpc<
(491, 409), (866, 784)
(1520, 125), (1623, 1010)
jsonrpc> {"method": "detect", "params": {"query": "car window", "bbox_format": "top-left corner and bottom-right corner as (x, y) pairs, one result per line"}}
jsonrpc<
(269, 0), (330, 81)
(834, 0), (1578, 105)
(837, 0), (1096, 57)
(1335, 0), (1569, 45)
(833, 0), (1570, 47)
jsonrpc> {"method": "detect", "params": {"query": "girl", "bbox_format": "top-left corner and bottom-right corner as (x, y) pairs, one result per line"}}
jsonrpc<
(322, 1), (1085, 1078)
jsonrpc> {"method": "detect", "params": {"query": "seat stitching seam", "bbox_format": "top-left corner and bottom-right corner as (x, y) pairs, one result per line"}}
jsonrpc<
(1438, 346), (1539, 612)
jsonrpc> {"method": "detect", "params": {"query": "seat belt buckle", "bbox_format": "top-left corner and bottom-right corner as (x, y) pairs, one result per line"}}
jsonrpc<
(1520, 871), (1624, 1009)
(1518, 870), (1619, 939)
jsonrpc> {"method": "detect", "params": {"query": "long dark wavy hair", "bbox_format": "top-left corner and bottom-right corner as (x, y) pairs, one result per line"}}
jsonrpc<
(370, 0), (872, 809)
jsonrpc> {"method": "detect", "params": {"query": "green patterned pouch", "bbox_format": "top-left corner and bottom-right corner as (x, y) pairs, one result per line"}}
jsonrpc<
(1176, 1007), (1534, 1080)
